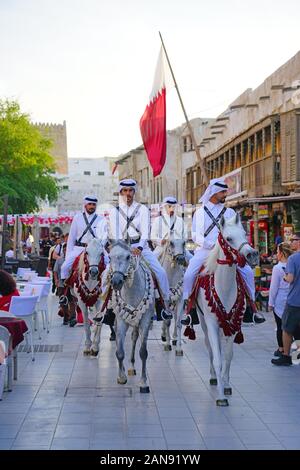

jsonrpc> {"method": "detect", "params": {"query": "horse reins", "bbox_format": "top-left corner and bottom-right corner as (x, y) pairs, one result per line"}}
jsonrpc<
(216, 233), (246, 268)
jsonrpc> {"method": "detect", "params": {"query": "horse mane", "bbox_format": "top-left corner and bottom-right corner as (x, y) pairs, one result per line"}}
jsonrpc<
(204, 242), (221, 274)
(110, 240), (131, 251)
(78, 251), (85, 274)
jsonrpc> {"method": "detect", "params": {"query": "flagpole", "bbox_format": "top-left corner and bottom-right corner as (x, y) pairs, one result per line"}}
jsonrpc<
(159, 32), (209, 187)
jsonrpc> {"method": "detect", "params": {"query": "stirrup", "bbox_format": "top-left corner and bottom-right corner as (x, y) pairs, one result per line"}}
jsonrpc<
(181, 314), (191, 326)
(161, 309), (173, 321)
(59, 295), (69, 306)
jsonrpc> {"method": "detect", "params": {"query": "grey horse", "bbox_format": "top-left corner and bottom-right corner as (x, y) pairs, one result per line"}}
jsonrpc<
(109, 240), (155, 393)
(158, 239), (187, 356)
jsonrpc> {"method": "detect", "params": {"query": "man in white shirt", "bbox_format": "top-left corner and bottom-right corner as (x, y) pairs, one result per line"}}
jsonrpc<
(105, 179), (172, 319)
(182, 178), (255, 319)
(151, 196), (190, 259)
(60, 195), (107, 281)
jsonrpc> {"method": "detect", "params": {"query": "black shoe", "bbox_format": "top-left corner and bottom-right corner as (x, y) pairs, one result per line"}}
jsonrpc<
(254, 314), (266, 324)
(69, 319), (77, 327)
(161, 309), (173, 321)
(271, 355), (292, 366)
(63, 319), (69, 325)
(274, 349), (283, 357)
(181, 315), (191, 326)
(110, 331), (116, 341)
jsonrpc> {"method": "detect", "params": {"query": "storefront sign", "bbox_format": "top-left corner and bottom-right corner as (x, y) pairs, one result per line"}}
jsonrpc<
(258, 204), (269, 218)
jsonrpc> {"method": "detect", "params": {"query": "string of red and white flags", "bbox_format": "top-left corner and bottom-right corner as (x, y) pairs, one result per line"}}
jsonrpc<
(0, 215), (74, 226)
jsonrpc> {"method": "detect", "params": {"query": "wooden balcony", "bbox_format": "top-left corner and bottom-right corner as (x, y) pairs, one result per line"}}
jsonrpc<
(241, 154), (284, 197)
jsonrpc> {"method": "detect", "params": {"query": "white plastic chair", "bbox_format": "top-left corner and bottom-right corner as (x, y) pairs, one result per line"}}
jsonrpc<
(0, 325), (13, 397)
(26, 282), (51, 333)
(9, 296), (39, 361)
(20, 284), (44, 339)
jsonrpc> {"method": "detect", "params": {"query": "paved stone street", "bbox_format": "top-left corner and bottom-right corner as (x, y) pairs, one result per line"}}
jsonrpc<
(1, 295), (300, 450)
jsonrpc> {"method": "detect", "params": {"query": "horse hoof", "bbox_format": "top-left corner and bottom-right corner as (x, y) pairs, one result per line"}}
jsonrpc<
(209, 378), (218, 386)
(161, 335), (166, 342)
(128, 368), (136, 376)
(140, 386), (150, 393)
(224, 387), (232, 396)
(83, 350), (90, 356)
(175, 350), (183, 356)
(117, 377), (127, 385)
(90, 349), (98, 357)
(164, 345), (172, 351)
(216, 399), (229, 407)
(172, 340), (177, 346)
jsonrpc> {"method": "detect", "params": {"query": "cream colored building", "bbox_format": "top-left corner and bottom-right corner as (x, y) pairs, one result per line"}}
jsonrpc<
(34, 121), (68, 174)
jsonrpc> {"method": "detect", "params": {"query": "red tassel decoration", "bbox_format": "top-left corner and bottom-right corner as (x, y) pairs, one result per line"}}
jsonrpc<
(234, 331), (244, 344)
(184, 326), (191, 337)
(188, 327), (196, 340)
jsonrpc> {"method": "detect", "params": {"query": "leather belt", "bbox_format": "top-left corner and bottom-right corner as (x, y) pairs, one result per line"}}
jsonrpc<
(75, 241), (87, 247)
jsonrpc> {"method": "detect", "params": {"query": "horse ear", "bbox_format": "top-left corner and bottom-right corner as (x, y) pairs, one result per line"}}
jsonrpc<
(235, 212), (240, 224)
(220, 215), (225, 229)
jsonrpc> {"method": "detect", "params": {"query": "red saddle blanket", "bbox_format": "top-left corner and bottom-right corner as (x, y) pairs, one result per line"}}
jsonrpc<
(187, 265), (246, 343)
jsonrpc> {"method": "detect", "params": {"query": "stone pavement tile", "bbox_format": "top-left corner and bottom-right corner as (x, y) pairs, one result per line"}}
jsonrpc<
(226, 417), (269, 431)
(237, 430), (281, 446)
(269, 423), (300, 437)
(13, 431), (54, 447)
(89, 439), (128, 450)
(61, 402), (94, 414)
(221, 406), (259, 419)
(126, 414), (161, 425)
(278, 437), (300, 450)
(93, 422), (125, 433)
(11, 445), (50, 450)
(58, 412), (93, 425)
(157, 406), (192, 419)
(126, 437), (167, 450)
(204, 437), (246, 450)
(0, 425), (20, 438)
(54, 424), (91, 439)
(246, 444), (285, 450)
(258, 412), (300, 425)
(0, 402), (32, 413)
(164, 430), (206, 448)
(25, 407), (61, 420)
(0, 394), (35, 404)
(20, 418), (57, 432)
(197, 423), (239, 438)
(93, 407), (126, 419)
(160, 418), (199, 431)
(51, 438), (90, 450)
(192, 411), (229, 424)
(0, 413), (26, 425)
(30, 397), (64, 409)
(0, 439), (14, 449)
(127, 424), (164, 438)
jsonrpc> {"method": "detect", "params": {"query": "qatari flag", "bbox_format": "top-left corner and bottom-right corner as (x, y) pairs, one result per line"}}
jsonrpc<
(140, 47), (168, 177)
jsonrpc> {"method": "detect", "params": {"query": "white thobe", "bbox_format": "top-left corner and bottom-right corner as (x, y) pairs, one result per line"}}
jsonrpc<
(61, 211), (107, 279)
(183, 201), (255, 300)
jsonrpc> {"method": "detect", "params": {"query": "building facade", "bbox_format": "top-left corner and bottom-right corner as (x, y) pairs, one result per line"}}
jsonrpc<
(186, 51), (300, 253)
(116, 118), (213, 204)
(56, 157), (119, 214)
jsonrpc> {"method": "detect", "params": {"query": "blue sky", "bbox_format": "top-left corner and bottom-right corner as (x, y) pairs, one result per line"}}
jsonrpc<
(1, 0), (300, 158)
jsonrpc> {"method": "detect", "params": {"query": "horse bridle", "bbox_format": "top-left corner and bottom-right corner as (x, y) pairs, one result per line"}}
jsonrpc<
(217, 233), (247, 268)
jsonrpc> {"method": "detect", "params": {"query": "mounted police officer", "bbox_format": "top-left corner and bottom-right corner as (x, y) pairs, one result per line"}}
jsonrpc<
(60, 195), (107, 282)
(105, 179), (172, 320)
(182, 177), (256, 319)
(151, 196), (191, 260)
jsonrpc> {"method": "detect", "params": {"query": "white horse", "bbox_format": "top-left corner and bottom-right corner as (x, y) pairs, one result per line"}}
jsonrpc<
(108, 240), (155, 393)
(196, 214), (259, 406)
(69, 238), (107, 356)
(159, 239), (186, 356)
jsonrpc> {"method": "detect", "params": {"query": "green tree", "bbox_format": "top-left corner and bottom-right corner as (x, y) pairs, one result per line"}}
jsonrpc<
(0, 99), (59, 213)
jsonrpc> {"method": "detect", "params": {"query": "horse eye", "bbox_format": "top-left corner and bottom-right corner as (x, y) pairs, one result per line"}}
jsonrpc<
(226, 237), (233, 242)
(170, 241), (174, 246)
(126, 255), (130, 260)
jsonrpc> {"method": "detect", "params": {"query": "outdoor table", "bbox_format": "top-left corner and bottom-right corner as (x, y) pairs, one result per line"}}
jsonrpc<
(0, 316), (28, 350)
(0, 316), (28, 381)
